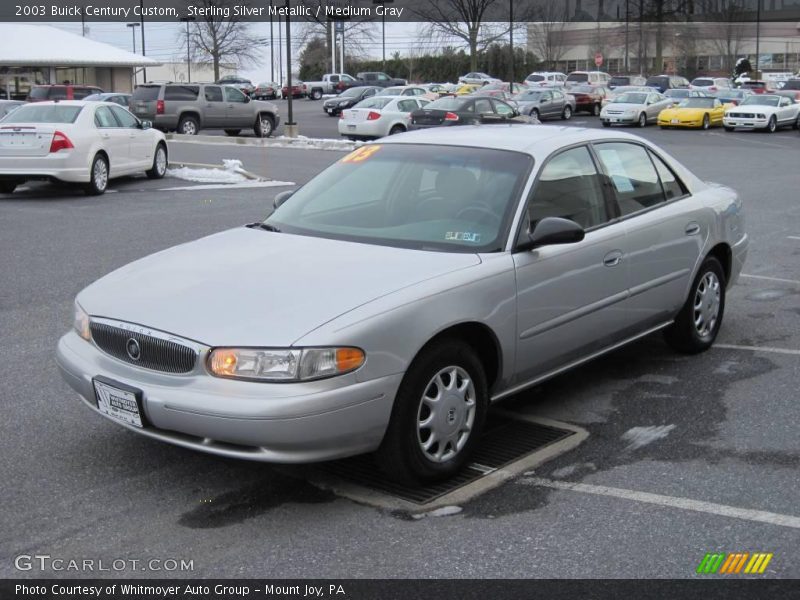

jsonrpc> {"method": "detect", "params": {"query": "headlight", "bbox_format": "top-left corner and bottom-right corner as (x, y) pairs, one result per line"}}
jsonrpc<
(756, 113), (765, 119)
(73, 301), (91, 341)
(207, 347), (365, 382)
(338, 100), (350, 106)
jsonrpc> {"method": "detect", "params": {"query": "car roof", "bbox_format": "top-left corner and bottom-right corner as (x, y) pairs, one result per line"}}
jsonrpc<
(379, 124), (648, 158)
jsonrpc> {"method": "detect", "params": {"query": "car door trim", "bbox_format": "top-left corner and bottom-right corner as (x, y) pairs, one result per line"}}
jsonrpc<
(494, 320), (674, 402)
(628, 268), (691, 298)
(519, 289), (630, 340)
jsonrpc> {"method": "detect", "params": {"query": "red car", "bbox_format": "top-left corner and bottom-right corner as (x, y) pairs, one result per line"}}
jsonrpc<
(27, 84), (103, 102)
(739, 80), (772, 94)
(568, 84), (609, 115)
(281, 82), (305, 99)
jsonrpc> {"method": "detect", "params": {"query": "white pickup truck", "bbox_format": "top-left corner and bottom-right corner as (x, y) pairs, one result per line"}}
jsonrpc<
(302, 74), (359, 100)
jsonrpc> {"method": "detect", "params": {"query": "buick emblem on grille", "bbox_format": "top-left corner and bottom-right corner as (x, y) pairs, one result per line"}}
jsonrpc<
(126, 338), (141, 361)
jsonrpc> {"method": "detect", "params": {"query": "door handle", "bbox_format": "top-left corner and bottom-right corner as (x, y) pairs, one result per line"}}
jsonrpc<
(685, 222), (701, 236)
(603, 250), (624, 267)
(101, 133), (110, 139)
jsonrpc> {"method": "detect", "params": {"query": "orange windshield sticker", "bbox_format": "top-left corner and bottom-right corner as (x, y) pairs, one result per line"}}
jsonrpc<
(341, 145), (381, 164)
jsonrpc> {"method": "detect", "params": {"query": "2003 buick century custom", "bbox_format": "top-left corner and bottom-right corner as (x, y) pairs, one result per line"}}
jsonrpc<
(56, 125), (748, 484)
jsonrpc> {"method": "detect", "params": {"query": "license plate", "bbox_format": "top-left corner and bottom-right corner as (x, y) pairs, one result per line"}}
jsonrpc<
(93, 377), (144, 428)
(671, 119), (679, 124)
(611, 118), (619, 123)
(327, 108), (333, 114)
(347, 124), (356, 130)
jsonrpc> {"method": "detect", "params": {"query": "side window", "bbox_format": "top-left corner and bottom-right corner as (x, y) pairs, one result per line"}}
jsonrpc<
(542, 92), (552, 101)
(494, 101), (514, 116)
(475, 98), (493, 113)
(224, 87), (247, 102)
(417, 98), (430, 107)
(378, 74), (390, 82)
(109, 105), (138, 128)
(94, 106), (118, 128)
(164, 86), (199, 101)
(594, 143), (665, 215)
(553, 91), (563, 100)
(526, 146), (608, 230)
(649, 151), (688, 201)
(330, 75), (339, 83)
(204, 86), (223, 102)
(363, 88), (377, 97)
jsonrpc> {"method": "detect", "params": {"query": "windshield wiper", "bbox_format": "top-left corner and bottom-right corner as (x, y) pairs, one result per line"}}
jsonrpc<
(246, 222), (281, 233)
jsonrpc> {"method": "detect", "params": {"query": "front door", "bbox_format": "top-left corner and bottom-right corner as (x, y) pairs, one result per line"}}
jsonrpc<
(203, 86), (226, 127)
(224, 86), (252, 127)
(513, 145), (629, 382)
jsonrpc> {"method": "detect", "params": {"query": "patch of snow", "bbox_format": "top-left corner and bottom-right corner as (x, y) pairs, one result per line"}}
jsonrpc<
(167, 159), (251, 184)
(411, 505), (463, 520)
(622, 425), (676, 450)
(160, 180), (295, 191)
(269, 135), (362, 152)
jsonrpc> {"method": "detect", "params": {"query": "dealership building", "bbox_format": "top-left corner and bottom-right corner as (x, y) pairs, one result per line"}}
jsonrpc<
(0, 24), (160, 99)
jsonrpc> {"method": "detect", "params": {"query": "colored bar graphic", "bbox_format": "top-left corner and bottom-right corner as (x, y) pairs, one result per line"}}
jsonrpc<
(696, 553), (726, 574)
(698, 552), (774, 575)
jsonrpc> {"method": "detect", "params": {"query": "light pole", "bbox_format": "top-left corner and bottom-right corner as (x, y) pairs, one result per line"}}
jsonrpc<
(179, 16), (195, 83)
(127, 22), (140, 85)
(508, 0), (514, 84)
(269, 0), (274, 82)
(755, 0), (761, 79)
(140, 0), (147, 82)
(372, 0), (393, 70)
(284, 1), (298, 137)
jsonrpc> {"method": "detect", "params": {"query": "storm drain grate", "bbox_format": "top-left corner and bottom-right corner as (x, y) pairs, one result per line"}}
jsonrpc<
(320, 415), (576, 505)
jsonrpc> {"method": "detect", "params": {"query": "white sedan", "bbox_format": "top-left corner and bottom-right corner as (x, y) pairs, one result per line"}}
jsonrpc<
(338, 96), (430, 140)
(0, 100), (167, 195)
(723, 94), (800, 132)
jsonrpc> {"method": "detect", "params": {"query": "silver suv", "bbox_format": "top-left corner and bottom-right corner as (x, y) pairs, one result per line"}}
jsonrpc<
(129, 83), (280, 137)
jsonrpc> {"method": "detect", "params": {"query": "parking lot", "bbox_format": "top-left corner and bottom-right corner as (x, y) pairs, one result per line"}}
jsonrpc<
(1, 116), (799, 579)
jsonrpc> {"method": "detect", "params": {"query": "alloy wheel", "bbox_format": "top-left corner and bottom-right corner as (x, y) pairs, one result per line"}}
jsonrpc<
(416, 366), (476, 464)
(693, 271), (721, 338)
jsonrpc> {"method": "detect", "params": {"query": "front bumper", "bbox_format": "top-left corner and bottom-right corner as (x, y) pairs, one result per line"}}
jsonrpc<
(56, 331), (401, 463)
(601, 114), (637, 124)
(658, 117), (702, 127)
(723, 116), (767, 129)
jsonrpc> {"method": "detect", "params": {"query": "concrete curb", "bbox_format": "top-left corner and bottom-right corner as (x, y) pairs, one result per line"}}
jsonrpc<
(167, 161), (264, 181)
(165, 132), (358, 152)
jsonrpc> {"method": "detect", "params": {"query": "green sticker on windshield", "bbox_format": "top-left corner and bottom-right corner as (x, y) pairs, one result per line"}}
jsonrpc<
(446, 232), (482, 243)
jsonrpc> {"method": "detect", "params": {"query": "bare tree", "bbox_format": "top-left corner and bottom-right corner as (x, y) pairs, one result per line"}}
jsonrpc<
(527, 0), (570, 70)
(183, 0), (260, 81)
(705, 0), (750, 75)
(411, 0), (512, 72)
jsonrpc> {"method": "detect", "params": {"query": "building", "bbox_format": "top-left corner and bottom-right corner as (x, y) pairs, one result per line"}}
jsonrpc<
(144, 62), (238, 84)
(0, 24), (160, 99)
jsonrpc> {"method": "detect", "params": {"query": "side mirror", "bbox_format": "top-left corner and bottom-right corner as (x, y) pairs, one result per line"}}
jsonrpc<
(140, 120), (152, 130)
(244, 95), (251, 103)
(518, 217), (585, 251)
(273, 190), (294, 209)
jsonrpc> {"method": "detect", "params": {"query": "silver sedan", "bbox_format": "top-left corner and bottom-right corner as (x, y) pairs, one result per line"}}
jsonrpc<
(600, 91), (673, 127)
(56, 126), (748, 484)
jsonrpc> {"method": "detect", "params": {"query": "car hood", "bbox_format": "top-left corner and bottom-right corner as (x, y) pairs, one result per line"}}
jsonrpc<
(604, 102), (646, 110)
(78, 228), (481, 347)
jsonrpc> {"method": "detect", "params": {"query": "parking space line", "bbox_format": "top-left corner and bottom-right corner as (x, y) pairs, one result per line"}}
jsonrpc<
(522, 477), (800, 529)
(714, 344), (800, 356)
(788, 236), (800, 241)
(740, 273), (800, 285)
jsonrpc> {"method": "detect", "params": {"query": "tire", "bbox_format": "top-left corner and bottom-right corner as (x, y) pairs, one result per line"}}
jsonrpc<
(724, 125), (734, 132)
(224, 129), (241, 136)
(177, 115), (199, 136)
(767, 115), (777, 133)
(146, 143), (168, 180)
(638, 112), (647, 127)
(592, 103), (601, 116)
(0, 181), (18, 194)
(311, 89), (322, 100)
(793, 115), (800, 130)
(701, 114), (710, 130)
(388, 124), (405, 135)
(377, 339), (488, 484)
(254, 113), (274, 137)
(561, 105), (572, 120)
(84, 153), (109, 196)
(659, 125), (668, 129)
(664, 256), (726, 354)
(530, 108), (539, 120)
(602, 121), (611, 127)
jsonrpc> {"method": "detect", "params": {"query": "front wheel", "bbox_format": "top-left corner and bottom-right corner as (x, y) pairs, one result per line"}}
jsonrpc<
(664, 256), (725, 354)
(724, 125), (734, 132)
(84, 153), (109, 196)
(0, 181), (18, 194)
(592, 103), (601, 116)
(254, 113), (274, 137)
(146, 143), (167, 179)
(793, 115), (800, 130)
(377, 339), (488, 484)
(602, 121), (611, 127)
(530, 108), (539, 120)
(701, 114), (710, 130)
(638, 112), (647, 127)
(767, 115), (777, 133)
(561, 105), (572, 120)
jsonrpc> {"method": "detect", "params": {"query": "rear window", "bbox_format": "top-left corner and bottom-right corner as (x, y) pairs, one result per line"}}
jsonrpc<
(692, 78), (714, 86)
(164, 86), (199, 101)
(353, 97), (393, 110)
(566, 73), (588, 83)
(610, 77), (630, 86)
(783, 80), (800, 90)
(646, 77), (668, 86)
(526, 75), (545, 82)
(1, 104), (82, 123)
(29, 87), (54, 100)
(132, 86), (161, 101)
(73, 87), (99, 100)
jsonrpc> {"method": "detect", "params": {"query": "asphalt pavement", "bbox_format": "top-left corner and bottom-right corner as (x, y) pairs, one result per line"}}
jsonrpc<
(1, 118), (799, 579)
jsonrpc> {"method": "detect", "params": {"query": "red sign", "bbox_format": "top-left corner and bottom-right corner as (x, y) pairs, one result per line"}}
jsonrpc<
(594, 53), (603, 67)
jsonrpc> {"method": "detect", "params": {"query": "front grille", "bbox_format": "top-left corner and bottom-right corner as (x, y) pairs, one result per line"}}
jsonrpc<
(729, 112), (754, 119)
(90, 321), (197, 374)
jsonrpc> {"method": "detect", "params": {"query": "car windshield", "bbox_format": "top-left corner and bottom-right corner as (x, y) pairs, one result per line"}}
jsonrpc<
(741, 95), (779, 106)
(679, 98), (716, 108)
(378, 87), (404, 96)
(526, 75), (545, 82)
(83, 94), (102, 101)
(0, 104), (82, 123)
(28, 87), (52, 100)
(264, 144), (532, 253)
(425, 97), (465, 110)
(666, 89), (689, 97)
(613, 92), (648, 104)
(340, 87), (365, 97)
(513, 90), (544, 100)
(353, 97), (393, 110)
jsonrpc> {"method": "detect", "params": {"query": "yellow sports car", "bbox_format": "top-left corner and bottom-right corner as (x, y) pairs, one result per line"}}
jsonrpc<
(658, 97), (731, 129)
(455, 84), (482, 96)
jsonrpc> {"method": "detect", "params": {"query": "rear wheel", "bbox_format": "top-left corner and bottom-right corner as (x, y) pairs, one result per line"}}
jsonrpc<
(146, 143), (167, 179)
(311, 89), (322, 100)
(377, 339), (488, 484)
(0, 181), (18, 194)
(793, 115), (800, 130)
(177, 115), (199, 135)
(767, 115), (777, 133)
(84, 153), (108, 196)
(388, 124), (405, 135)
(638, 112), (647, 127)
(664, 256), (725, 354)
(561, 105), (572, 120)
(530, 108), (540, 120)
(254, 113), (274, 137)
(592, 103), (601, 116)
(701, 114), (710, 130)
(224, 129), (241, 136)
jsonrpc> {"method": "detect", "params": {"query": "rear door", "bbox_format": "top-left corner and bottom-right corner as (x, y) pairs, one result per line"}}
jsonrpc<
(109, 105), (150, 168)
(474, 97), (497, 123)
(94, 104), (130, 174)
(202, 86), (226, 127)
(224, 86), (252, 127)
